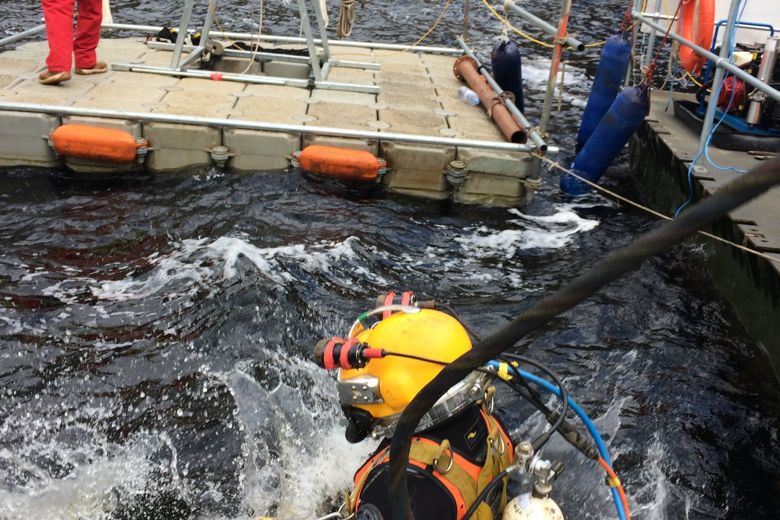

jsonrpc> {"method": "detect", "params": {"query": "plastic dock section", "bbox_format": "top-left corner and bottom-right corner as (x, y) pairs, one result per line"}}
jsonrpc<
(0, 38), (542, 207)
(630, 91), (780, 379)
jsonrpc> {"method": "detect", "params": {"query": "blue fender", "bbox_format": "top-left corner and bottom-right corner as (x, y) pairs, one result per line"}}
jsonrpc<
(576, 34), (632, 150)
(562, 84), (650, 195)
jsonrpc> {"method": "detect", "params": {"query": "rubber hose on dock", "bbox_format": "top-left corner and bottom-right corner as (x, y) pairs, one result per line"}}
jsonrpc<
(562, 84), (650, 195)
(576, 34), (632, 150)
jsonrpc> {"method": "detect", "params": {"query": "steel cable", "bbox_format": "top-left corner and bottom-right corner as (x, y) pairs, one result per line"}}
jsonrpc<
(387, 157), (780, 520)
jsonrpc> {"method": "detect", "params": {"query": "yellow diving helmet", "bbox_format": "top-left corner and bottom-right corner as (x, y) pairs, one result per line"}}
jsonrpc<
(314, 296), (491, 443)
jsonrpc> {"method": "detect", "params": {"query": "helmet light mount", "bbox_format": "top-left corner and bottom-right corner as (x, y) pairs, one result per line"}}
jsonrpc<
(313, 336), (384, 371)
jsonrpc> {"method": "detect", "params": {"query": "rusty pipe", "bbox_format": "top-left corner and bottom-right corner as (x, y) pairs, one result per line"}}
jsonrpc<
(453, 56), (528, 144)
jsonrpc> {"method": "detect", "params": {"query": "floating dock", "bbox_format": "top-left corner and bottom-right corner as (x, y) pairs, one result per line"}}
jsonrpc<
(0, 37), (545, 207)
(630, 91), (780, 380)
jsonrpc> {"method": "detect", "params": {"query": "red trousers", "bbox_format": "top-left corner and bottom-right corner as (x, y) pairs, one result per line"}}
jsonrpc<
(41, 0), (102, 72)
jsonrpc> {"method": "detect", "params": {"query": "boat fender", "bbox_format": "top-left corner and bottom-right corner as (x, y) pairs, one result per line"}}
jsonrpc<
(491, 39), (525, 113)
(49, 124), (149, 164)
(576, 33), (632, 150)
(562, 84), (650, 195)
(678, 0), (715, 75)
(292, 145), (387, 182)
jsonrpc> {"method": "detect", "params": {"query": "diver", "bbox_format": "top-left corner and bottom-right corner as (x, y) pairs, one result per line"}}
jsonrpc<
(313, 293), (515, 520)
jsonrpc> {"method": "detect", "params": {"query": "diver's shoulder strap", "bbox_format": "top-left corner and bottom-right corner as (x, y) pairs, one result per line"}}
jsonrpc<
(349, 407), (514, 519)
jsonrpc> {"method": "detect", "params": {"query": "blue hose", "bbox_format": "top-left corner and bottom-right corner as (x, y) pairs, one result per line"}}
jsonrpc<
(485, 361), (627, 520)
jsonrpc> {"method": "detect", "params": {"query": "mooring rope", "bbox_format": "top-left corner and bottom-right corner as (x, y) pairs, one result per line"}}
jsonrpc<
(537, 154), (780, 266)
(388, 157), (780, 520)
(337, 0), (356, 38)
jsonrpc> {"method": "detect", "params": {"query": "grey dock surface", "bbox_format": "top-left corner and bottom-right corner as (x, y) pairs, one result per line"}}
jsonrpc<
(630, 91), (780, 380)
(0, 38), (537, 206)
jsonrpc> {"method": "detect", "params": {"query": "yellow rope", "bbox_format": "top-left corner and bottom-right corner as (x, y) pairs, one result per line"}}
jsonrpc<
(482, 0), (554, 48)
(481, 0), (611, 49)
(685, 70), (704, 87)
(398, 0), (453, 53)
(536, 154), (780, 266)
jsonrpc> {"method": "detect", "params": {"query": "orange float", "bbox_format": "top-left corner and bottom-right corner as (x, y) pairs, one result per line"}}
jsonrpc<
(50, 124), (148, 163)
(293, 145), (387, 182)
(678, 0), (716, 75)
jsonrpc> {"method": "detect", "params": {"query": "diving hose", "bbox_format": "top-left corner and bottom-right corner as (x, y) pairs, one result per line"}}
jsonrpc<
(387, 157), (780, 520)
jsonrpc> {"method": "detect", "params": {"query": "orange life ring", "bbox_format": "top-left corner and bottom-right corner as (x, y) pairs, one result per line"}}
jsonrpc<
(678, 0), (715, 75)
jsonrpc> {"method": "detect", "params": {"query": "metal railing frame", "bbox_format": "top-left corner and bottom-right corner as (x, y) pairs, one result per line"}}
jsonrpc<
(632, 0), (780, 159)
(0, 23), (45, 48)
(108, 0), (380, 94)
(0, 100), (560, 155)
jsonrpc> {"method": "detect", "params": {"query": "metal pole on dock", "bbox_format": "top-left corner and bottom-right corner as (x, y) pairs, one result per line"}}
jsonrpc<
(503, 2), (584, 51)
(463, 0), (470, 41)
(0, 100), (559, 155)
(696, 0), (742, 156)
(0, 23), (45, 48)
(539, 0), (573, 136)
(643, 0), (664, 70)
(102, 23), (462, 55)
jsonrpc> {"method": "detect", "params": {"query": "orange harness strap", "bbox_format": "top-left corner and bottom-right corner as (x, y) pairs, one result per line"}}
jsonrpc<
(349, 409), (515, 519)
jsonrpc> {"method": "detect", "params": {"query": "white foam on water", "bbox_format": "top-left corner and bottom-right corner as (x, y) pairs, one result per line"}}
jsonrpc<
(219, 360), (377, 520)
(36, 235), (378, 305)
(523, 58), (589, 107)
(0, 430), (178, 520)
(455, 206), (599, 259)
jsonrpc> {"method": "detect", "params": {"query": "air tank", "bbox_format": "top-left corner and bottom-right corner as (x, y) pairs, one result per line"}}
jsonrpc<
(491, 39), (525, 113)
(561, 84), (650, 195)
(576, 34), (632, 150)
(503, 493), (564, 520)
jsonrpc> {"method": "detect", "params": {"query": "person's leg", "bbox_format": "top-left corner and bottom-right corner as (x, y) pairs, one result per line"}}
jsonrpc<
(41, 0), (75, 72)
(73, 0), (103, 71)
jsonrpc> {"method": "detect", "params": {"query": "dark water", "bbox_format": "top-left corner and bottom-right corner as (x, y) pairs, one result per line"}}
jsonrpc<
(1, 1), (779, 519)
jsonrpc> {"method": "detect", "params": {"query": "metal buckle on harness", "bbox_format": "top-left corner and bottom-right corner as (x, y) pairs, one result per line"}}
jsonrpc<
(491, 431), (506, 455)
(484, 385), (496, 415)
(433, 440), (455, 475)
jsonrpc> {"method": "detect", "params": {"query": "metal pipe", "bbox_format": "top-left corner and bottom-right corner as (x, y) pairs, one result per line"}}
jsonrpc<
(454, 56), (527, 144)
(296, 0), (323, 81)
(633, 12), (780, 103)
(110, 62), (380, 93)
(746, 36), (780, 125)
(463, 0), (470, 41)
(697, 0), (741, 155)
(643, 0), (663, 70)
(0, 101), (558, 154)
(637, 12), (676, 21)
(0, 23), (45, 48)
(457, 37), (548, 152)
(310, 0), (332, 67)
(504, 2), (585, 51)
(539, 0), (573, 135)
(170, 0), (195, 69)
(102, 23), (462, 55)
(147, 41), (312, 64)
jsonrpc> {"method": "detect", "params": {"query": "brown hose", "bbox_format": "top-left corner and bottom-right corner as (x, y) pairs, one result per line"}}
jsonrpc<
(453, 56), (528, 144)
